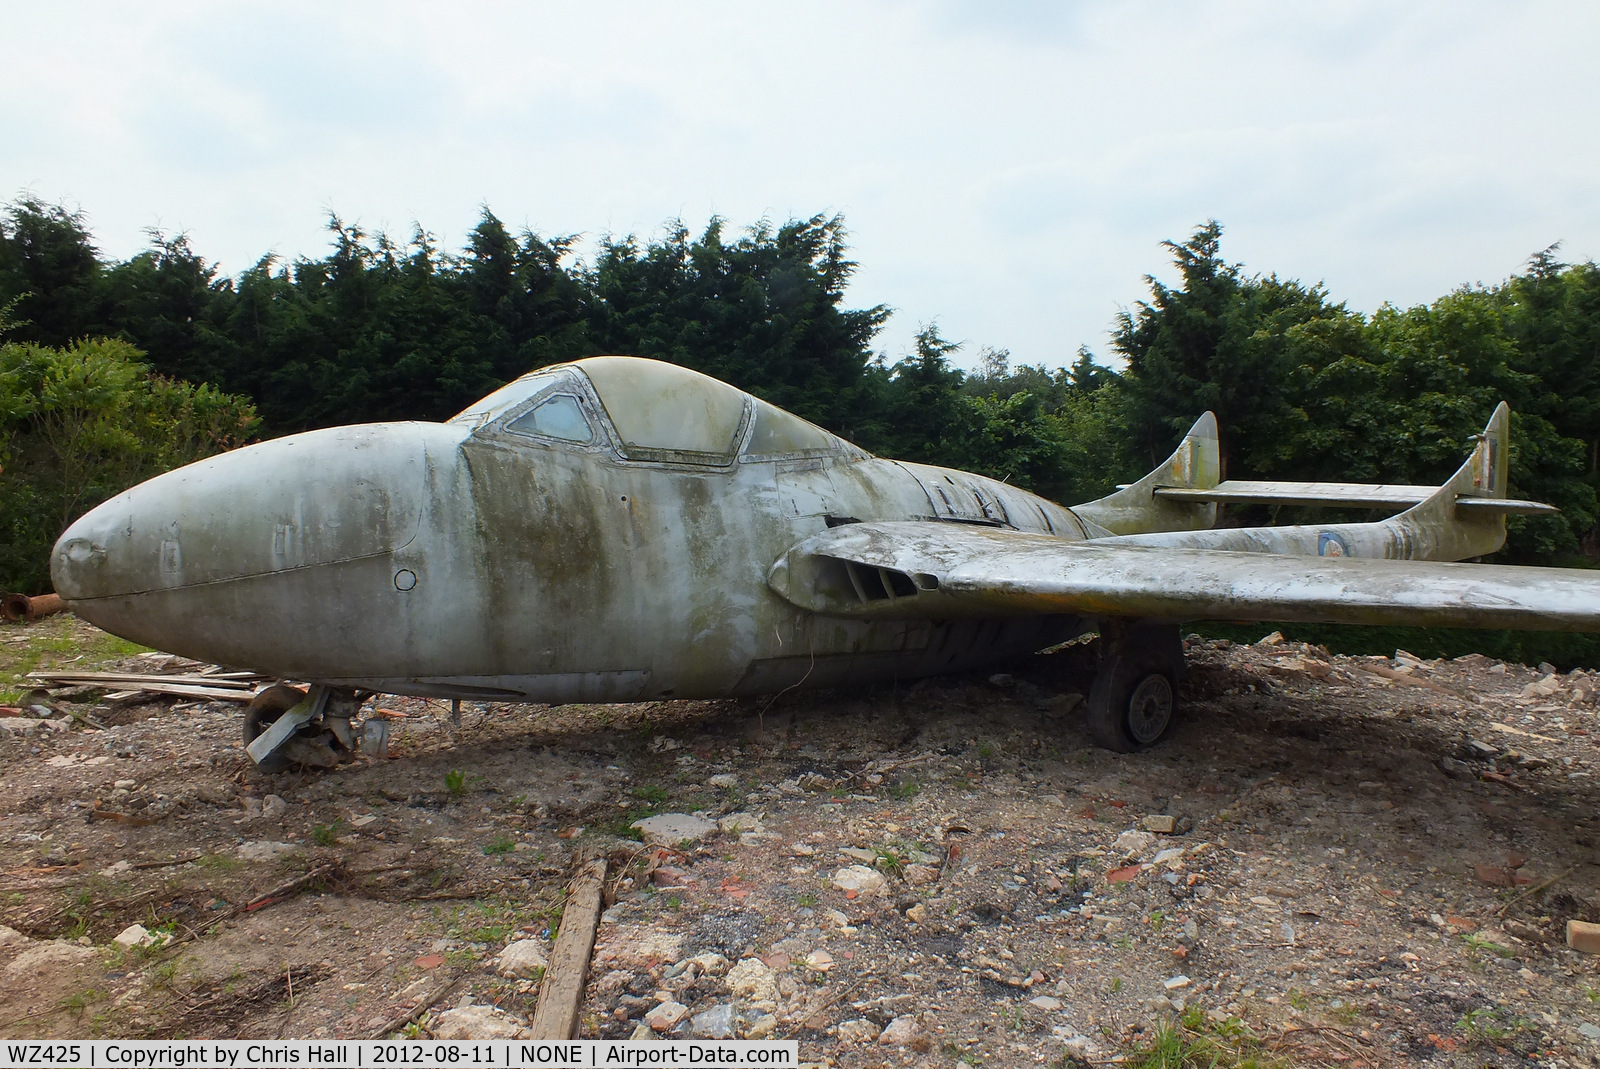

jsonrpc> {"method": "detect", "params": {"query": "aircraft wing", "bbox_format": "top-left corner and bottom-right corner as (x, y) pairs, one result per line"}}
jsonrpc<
(767, 521), (1600, 632)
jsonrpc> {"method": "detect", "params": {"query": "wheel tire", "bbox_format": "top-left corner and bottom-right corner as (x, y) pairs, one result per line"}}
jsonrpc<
(242, 684), (308, 774)
(1085, 626), (1183, 752)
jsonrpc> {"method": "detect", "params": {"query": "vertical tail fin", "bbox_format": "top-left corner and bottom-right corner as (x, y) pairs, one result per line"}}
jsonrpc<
(1393, 402), (1512, 560)
(1072, 412), (1222, 536)
(1084, 403), (1554, 562)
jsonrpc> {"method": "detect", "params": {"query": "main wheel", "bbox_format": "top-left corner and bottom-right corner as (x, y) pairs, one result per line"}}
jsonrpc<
(1085, 625), (1183, 752)
(242, 684), (309, 774)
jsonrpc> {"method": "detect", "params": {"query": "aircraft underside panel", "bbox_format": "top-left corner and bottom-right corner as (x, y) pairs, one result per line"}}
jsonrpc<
(325, 670), (654, 704)
(730, 615), (1084, 696)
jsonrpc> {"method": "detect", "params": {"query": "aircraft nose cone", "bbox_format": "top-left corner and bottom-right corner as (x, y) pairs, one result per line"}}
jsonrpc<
(52, 503), (131, 602)
(49, 424), (437, 651)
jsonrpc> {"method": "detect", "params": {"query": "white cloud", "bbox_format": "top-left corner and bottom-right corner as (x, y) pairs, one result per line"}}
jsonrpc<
(3, 0), (1596, 369)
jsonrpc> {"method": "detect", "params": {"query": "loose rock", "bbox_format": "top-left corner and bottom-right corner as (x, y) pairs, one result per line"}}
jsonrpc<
(432, 1004), (528, 1039)
(837, 1018), (882, 1043)
(879, 1015), (920, 1046)
(717, 812), (763, 835)
(495, 938), (549, 978)
(832, 864), (887, 896)
(631, 813), (718, 846)
(1113, 830), (1158, 858)
(236, 840), (300, 862)
(645, 1001), (689, 1032)
(112, 924), (166, 949)
(687, 951), (731, 975)
(1061, 1035), (1101, 1062)
(689, 1003), (737, 1039)
(726, 958), (779, 1010)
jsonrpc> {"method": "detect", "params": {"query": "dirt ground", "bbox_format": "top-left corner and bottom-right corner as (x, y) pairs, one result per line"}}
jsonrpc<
(2, 615), (1599, 1068)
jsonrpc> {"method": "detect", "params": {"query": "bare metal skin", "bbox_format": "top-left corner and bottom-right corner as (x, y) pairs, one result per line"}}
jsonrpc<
(48, 356), (1600, 755)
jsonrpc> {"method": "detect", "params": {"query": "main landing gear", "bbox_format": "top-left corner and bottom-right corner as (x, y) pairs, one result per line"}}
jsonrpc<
(242, 684), (378, 773)
(1086, 621), (1185, 753)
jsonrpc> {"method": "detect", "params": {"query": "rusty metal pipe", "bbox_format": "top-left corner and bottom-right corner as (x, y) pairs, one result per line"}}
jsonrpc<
(1, 592), (67, 624)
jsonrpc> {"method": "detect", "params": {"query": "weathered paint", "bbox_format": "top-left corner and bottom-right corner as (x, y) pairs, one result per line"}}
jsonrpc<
(1072, 412), (1220, 536)
(769, 521), (1600, 631)
(50, 359), (1099, 701)
(1101, 404), (1516, 562)
(771, 403), (1600, 631)
(50, 362), (1591, 706)
(1152, 479), (1559, 515)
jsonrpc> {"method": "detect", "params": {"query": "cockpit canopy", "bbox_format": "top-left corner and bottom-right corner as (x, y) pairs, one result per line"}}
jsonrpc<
(449, 356), (863, 465)
(581, 356), (748, 463)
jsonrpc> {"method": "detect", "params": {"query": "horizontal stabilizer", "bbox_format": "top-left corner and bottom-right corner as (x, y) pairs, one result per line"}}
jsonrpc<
(1151, 480), (1557, 515)
(1453, 497), (1561, 516)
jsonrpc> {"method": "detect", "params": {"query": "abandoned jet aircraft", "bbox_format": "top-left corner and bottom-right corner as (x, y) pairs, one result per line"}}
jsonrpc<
(49, 356), (1600, 768)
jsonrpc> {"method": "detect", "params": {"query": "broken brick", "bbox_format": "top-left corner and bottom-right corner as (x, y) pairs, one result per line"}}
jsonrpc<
(1567, 920), (1600, 955)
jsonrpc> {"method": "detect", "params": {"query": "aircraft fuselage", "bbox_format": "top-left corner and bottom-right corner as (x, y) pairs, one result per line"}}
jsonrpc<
(52, 359), (1089, 702)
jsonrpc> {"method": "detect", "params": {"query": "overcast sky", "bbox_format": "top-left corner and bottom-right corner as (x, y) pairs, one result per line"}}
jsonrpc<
(4, 1), (1597, 371)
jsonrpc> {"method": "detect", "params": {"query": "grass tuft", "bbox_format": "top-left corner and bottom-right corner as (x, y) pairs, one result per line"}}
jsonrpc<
(1122, 1011), (1284, 1069)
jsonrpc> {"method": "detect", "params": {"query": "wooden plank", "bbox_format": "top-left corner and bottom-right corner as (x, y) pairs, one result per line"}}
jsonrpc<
(103, 682), (261, 702)
(367, 975), (464, 1039)
(529, 858), (608, 1040)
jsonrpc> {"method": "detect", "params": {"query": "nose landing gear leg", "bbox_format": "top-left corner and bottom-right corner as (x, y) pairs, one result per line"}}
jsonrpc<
(1085, 621), (1185, 753)
(243, 684), (368, 772)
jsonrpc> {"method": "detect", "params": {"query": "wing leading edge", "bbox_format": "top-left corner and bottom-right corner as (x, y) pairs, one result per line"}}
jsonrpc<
(767, 520), (1600, 632)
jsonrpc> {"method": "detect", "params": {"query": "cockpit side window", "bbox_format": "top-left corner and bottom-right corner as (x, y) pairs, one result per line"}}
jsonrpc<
(448, 370), (563, 429)
(505, 394), (593, 443)
(458, 366), (610, 452)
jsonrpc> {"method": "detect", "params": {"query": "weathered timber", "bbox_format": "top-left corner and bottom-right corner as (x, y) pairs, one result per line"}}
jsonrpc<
(104, 682), (260, 702)
(367, 975), (464, 1040)
(529, 858), (608, 1039)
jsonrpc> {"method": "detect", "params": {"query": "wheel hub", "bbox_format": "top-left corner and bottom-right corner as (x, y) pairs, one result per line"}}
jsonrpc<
(1126, 673), (1174, 745)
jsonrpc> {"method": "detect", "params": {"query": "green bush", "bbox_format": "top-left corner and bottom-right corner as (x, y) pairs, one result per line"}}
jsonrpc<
(0, 335), (258, 592)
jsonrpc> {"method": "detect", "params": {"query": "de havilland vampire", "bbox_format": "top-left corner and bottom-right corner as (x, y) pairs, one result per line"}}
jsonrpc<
(49, 356), (1600, 768)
